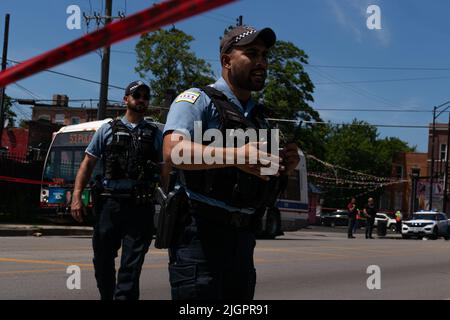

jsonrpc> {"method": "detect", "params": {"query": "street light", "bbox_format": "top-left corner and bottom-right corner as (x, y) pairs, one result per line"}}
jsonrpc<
(430, 101), (450, 212)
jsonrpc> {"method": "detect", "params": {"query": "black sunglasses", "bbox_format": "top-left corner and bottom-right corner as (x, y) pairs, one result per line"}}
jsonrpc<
(131, 92), (150, 100)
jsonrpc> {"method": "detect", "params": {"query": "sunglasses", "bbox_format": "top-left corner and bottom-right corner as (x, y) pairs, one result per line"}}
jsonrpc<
(131, 92), (150, 100)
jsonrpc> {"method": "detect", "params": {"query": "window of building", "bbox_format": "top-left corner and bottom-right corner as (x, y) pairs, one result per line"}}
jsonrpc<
(441, 144), (448, 161)
(55, 114), (65, 125)
(71, 117), (80, 125)
(411, 168), (420, 177)
(38, 115), (50, 121)
(395, 165), (403, 179)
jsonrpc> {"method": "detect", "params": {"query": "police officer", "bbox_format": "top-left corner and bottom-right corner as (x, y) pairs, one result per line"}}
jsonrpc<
(71, 81), (163, 300)
(163, 26), (300, 300)
(364, 198), (377, 239)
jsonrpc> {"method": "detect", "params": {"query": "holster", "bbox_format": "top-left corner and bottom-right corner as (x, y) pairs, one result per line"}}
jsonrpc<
(154, 186), (189, 249)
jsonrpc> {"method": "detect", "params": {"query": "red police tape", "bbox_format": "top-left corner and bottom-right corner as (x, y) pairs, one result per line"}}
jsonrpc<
(0, 0), (235, 88)
(0, 175), (49, 185)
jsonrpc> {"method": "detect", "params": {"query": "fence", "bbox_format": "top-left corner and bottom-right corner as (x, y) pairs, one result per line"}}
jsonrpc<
(0, 153), (45, 222)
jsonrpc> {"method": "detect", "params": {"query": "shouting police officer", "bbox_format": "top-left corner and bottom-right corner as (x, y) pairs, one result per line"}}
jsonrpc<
(71, 81), (163, 300)
(163, 26), (300, 300)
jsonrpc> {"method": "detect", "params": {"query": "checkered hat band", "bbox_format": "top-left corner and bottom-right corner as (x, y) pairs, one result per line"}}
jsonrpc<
(234, 30), (257, 43)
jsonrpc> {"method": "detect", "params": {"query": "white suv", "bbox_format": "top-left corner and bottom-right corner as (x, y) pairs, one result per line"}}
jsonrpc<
(402, 211), (450, 240)
(374, 213), (397, 231)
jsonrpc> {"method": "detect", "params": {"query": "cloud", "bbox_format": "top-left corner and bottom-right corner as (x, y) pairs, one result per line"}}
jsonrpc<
(328, 0), (363, 43)
(328, 0), (391, 47)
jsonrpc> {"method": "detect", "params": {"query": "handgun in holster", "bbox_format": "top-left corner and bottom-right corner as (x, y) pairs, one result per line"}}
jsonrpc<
(154, 173), (189, 249)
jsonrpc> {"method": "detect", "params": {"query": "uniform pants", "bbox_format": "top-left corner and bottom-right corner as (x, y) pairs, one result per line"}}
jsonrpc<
(168, 211), (257, 300)
(348, 218), (356, 237)
(365, 218), (375, 238)
(92, 197), (154, 300)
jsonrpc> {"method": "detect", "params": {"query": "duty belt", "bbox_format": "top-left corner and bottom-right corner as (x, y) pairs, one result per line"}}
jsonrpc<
(190, 200), (254, 228)
(100, 187), (154, 205)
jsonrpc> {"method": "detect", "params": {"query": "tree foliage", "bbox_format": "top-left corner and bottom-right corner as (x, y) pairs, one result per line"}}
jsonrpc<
(3, 94), (15, 127)
(315, 119), (416, 208)
(135, 28), (215, 106)
(324, 119), (415, 177)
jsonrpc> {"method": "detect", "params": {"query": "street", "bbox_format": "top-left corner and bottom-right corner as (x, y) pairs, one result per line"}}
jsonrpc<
(1, 227), (450, 300)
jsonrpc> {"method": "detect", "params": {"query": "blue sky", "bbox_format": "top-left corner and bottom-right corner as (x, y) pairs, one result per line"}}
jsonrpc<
(1, 0), (450, 152)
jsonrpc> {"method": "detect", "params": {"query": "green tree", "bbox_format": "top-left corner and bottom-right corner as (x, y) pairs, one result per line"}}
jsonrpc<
(324, 120), (380, 175)
(316, 119), (415, 208)
(135, 28), (215, 106)
(324, 120), (415, 176)
(261, 40), (318, 122)
(375, 137), (416, 177)
(2, 94), (16, 127)
(253, 40), (323, 157)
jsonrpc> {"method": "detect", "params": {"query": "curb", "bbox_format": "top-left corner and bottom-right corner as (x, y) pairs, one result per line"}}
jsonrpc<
(0, 225), (93, 237)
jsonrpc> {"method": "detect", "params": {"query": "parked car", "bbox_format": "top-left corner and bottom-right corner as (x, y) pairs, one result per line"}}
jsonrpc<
(374, 213), (397, 231)
(402, 211), (450, 240)
(320, 210), (349, 227)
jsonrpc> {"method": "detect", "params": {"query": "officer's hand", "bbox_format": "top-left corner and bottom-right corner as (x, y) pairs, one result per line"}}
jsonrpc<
(280, 143), (300, 175)
(236, 142), (283, 181)
(70, 194), (86, 223)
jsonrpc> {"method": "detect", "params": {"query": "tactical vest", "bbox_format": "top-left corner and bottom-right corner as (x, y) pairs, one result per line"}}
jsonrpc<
(103, 119), (159, 185)
(181, 86), (281, 210)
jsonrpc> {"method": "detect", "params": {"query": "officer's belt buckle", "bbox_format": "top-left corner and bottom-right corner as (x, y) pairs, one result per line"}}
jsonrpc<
(100, 191), (132, 199)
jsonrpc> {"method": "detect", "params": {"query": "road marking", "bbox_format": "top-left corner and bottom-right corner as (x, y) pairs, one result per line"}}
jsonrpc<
(0, 257), (92, 267)
(0, 268), (68, 275)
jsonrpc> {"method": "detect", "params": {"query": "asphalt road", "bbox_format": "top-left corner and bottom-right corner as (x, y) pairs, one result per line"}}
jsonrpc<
(1, 227), (450, 300)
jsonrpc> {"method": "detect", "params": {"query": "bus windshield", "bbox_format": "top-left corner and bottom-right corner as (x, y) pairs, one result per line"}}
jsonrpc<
(43, 131), (102, 184)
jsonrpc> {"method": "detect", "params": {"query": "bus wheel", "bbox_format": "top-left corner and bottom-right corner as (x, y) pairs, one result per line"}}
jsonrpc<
(264, 208), (281, 239)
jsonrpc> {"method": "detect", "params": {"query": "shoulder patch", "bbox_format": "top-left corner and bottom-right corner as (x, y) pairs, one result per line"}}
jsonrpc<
(175, 91), (201, 104)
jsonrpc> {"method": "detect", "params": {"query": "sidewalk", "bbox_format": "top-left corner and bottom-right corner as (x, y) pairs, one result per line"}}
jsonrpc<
(298, 225), (403, 240)
(0, 224), (93, 237)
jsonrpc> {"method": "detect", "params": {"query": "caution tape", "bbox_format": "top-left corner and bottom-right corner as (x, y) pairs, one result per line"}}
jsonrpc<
(0, 175), (51, 185)
(0, 0), (235, 88)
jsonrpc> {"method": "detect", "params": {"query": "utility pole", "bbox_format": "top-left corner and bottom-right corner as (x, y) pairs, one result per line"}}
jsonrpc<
(429, 102), (450, 211)
(84, 1), (125, 120)
(444, 112), (450, 215)
(0, 14), (10, 148)
(430, 106), (437, 210)
(237, 15), (243, 26)
(97, 0), (112, 120)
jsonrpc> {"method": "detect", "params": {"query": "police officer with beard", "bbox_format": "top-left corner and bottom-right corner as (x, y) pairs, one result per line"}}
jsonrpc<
(163, 26), (300, 300)
(71, 81), (162, 300)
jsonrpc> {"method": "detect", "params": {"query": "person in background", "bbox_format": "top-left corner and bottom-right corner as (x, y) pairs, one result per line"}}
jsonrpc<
(395, 210), (403, 234)
(347, 197), (357, 239)
(364, 198), (377, 239)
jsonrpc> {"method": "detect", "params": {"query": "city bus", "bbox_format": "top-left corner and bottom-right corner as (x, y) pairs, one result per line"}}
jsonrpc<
(259, 150), (309, 238)
(40, 119), (111, 220)
(40, 120), (309, 234)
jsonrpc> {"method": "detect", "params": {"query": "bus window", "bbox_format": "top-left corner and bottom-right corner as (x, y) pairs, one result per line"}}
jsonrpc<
(279, 170), (301, 201)
(44, 147), (102, 184)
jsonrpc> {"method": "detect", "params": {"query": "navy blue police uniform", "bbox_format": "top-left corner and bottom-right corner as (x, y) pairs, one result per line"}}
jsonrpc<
(164, 77), (276, 300)
(86, 111), (162, 300)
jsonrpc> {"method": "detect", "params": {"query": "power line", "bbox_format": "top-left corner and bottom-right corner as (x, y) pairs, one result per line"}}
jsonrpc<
(267, 118), (430, 129)
(315, 75), (450, 85)
(315, 108), (433, 113)
(199, 12), (235, 24)
(111, 49), (135, 55)
(308, 66), (397, 107)
(12, 83), (42, 100)
(7, 58), (125, 91)
(307, 64), (450, 71)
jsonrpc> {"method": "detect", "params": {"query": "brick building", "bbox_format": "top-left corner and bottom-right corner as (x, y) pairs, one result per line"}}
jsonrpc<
(382, 122), (450, 216)
(15, 94), (167, 160)
(425, 123), (450, 213)
(380, 152), (428, 216)
(30, 94), (129, 125)
(0, 127), (29, 157)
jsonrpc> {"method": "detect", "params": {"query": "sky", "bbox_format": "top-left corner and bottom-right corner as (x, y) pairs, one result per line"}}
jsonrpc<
(1, 0), (450, 152)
